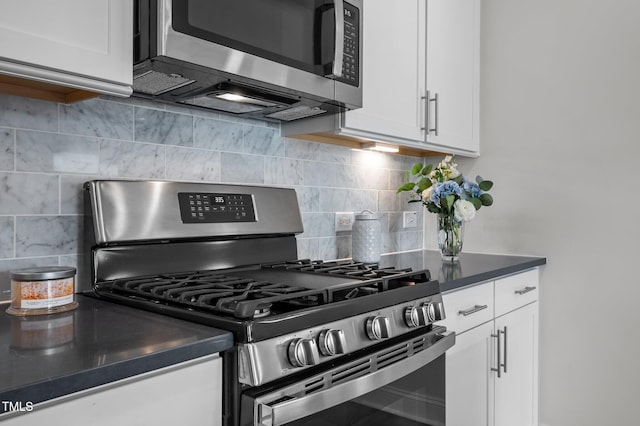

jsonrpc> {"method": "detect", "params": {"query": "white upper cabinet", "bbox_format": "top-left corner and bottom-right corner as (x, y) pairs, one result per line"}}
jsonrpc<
(341, 0), (427, 144)
(425, 0), (480, 155)
(0, 0), (132, 102)
(282, 0), (480, 156)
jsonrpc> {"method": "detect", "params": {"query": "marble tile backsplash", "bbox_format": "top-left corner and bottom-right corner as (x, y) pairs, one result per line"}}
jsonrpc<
(0, 93), (424, 301)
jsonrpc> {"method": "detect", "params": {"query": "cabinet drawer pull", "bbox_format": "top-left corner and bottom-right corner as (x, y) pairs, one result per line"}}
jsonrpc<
(515, 286), (536, 296)
(458, 304), (488, 317)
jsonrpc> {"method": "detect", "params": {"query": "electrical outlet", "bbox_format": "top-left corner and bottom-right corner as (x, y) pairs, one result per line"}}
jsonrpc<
(335, 212), (355, 232)
(403, 211), (417, 228)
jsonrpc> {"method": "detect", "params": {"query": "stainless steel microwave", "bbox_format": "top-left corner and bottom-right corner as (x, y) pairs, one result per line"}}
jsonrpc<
(133, 0), (362, 122)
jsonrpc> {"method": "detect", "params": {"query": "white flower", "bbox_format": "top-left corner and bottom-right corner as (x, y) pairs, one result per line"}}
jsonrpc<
(446, 167), (461, 180)
(421, 187), (432, 202)
(454, 199), (476, 222)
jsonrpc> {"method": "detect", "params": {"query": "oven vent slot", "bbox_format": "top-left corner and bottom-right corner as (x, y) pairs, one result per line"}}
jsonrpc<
(331, 360), (373, 385)
(326, 334), (431, 389)
(303, 377), (326, 394)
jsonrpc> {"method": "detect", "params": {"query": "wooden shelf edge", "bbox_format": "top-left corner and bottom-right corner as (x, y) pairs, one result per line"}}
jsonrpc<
(0, 74), (99, 104)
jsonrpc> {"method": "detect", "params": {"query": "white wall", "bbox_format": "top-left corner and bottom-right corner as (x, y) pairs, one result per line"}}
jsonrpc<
(427, 1), (640, 425)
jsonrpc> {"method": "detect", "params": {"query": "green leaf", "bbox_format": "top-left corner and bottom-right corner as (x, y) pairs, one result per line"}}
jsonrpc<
(441, 195), (455, 213)
(421, 164), (433, 176)
(417, 177), (432, 193)
(427, 204), (441, 214)
(469, 198), (482, 210)
(479, 193), (494, 206)
(411, 162), (423, 175)
(397, 182), (416, 193)
(479, 180), (494, 191)
(453, 175), (464, 185)
(475, 175), (484, 184)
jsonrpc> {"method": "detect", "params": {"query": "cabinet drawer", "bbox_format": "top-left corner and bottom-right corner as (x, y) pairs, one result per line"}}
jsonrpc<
(439, 281), (493, 334)
(495, 269), (539, 317)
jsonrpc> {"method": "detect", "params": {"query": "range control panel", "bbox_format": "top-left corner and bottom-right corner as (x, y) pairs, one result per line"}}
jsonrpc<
(178, 192), (256, 223)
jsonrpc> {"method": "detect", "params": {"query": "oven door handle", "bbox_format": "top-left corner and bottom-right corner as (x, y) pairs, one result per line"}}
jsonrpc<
(254, 331), (455, 426)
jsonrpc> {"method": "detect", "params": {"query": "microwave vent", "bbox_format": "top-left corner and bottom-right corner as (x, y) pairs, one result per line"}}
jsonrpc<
(133, 70), (195, 96)
(265, 106), (328, 121)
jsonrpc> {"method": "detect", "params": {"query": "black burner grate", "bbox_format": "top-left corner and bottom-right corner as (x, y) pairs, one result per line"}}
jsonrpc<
(103, 260), (432, 320)
(110, 271), (327, 319)
(263, 259), (414, 279)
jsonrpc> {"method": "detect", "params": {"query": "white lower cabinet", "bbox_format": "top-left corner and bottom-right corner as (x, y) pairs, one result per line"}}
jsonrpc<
(494, 302), (538, 426)
(442, 269), (539, 426)
(1, 355), (222, 426)
(446, 321), (494, 426)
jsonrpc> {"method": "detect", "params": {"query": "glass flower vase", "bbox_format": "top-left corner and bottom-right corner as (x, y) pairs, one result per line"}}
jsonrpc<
(436, 214), (465, 262)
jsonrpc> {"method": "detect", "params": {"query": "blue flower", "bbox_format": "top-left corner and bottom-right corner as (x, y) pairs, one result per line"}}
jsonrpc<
(461, 178), (483, 199)
(430, 181), (462, 205)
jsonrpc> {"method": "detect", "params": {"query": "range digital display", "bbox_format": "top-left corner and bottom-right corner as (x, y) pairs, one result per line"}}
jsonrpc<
(178, 192), (256, 223)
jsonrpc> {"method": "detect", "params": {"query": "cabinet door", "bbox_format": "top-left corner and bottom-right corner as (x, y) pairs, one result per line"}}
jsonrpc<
(494, 302), (539, 426)
(0, 0), (132, 96)
(342, 0), (426, 144)
(446, 321), (495, 426)
(425, 0), (480, 155)
(2, 355), (223, 426)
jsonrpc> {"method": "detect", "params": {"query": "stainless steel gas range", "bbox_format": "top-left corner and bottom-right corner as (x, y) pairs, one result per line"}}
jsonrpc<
(84, 180), (455, 426)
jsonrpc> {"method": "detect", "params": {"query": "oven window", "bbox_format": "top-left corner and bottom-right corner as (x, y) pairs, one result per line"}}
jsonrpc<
(287, 355), (446, 426)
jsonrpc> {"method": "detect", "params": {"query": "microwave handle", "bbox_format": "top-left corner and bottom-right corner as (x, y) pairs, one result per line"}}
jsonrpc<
(325, 0), (344, 78)
(255, 331), (455, 426)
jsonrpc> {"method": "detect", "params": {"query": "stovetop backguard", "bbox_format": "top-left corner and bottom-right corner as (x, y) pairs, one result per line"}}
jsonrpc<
(84, 180), (304, 286)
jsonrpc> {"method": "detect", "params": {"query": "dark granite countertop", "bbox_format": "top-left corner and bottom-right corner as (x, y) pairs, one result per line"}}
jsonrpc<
(0, 251), (544, 415)
(379, 250), (546, 292)
(0, 294), (233, 413)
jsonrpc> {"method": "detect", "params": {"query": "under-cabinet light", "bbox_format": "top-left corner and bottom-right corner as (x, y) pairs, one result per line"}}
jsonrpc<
(215, 93), (278, 107)
(361, 142), (400, 153)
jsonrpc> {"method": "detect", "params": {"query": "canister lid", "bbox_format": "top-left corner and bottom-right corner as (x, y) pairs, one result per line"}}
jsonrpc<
(10, 266), (76, 281)
(355, 209), (379, 220)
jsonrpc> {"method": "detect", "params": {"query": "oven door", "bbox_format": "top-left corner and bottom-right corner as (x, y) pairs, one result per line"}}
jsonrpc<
(241, 327), (455, 426)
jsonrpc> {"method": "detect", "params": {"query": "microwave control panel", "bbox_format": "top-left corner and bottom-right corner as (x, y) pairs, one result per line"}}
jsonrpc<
(340, 2), (360, 87)
(178, 192), (256, 223)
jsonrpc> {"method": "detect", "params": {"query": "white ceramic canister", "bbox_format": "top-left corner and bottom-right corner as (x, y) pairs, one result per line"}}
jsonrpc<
(351, 210), (381, 263)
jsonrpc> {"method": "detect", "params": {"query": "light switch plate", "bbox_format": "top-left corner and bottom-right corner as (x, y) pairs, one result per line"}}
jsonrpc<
(335, 212), (355, 232)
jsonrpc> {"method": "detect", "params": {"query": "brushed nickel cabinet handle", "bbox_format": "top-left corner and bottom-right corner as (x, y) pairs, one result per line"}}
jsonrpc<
(432, 92), (439, 136)
(421, 91), (438, 134)
(421, 90), (431, 131)
(501, 326), (508, 374)
(458, 304), (488, 317)
(515, 286), (536, 295)
(491, 330), (501, 378)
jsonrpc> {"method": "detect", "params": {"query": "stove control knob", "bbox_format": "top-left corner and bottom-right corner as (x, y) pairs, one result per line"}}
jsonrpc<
(318, 329), (347, 356)
(424, 301), (445, 322)
(404, 305), (428, 328)
(288, 338), (320, 368)
(366, 316), (391, 341)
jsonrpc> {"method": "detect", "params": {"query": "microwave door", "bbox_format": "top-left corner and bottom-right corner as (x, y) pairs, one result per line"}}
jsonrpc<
(170, 0), (336, 78)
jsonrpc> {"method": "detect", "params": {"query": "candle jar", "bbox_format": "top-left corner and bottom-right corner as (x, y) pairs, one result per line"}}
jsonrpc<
(6, 266), (78, 316)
